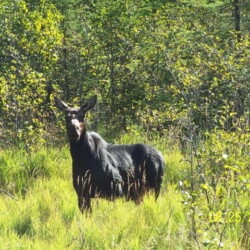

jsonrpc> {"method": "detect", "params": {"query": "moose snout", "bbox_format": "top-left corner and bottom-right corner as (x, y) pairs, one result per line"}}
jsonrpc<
(72, 119), (80, 130)
(68, 119), (81, 142)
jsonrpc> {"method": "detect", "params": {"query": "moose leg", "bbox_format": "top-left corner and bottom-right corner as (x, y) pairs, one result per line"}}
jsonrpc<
(73, 175), (86, 212)
(83, 193), (91, 213)
(76, 185), (92, 213)
(132, 161), (146, 204)
(128, 175), (141, 204)
(154, 160), (164, 201)
(78, 195), (84, 212)
(154, 182), (161, 201)
(82, 171), (92, 213)
(139, 161), (146, 201)
(110, 180), (123, 201)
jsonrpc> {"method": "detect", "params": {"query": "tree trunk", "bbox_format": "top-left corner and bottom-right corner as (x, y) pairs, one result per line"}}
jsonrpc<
(234, 0), (241, 42)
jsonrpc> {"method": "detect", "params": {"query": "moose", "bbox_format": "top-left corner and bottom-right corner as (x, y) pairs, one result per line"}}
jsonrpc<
(55, 95), (164, 212)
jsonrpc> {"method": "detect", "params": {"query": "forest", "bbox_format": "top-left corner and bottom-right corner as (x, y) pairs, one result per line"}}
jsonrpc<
(0, 0), (249, 249)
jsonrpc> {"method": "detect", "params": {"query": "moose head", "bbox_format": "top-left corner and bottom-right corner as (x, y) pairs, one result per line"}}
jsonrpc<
(55, 95), (97, 143)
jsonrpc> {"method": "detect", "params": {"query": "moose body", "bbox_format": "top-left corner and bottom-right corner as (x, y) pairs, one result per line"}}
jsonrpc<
(55, 95), (164, 212)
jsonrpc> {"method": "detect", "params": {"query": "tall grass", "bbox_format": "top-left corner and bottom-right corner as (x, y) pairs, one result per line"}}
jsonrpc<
(0, 132), (248, 249)
(0, 180), (186, 249)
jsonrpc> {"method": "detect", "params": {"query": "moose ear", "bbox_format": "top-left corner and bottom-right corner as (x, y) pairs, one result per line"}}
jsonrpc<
(54, 97), (70, 112)
(80, 95), (97, 113)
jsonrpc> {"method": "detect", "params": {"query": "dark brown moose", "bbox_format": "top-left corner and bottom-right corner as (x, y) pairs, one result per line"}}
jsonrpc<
(55, 95), (164, 212)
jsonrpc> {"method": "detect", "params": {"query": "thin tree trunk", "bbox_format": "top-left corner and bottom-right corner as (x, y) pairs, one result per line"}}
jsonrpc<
(234, 0), (241, 42)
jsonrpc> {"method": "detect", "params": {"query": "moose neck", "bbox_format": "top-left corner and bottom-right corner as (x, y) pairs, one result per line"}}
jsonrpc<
(69, 124), (89, 158)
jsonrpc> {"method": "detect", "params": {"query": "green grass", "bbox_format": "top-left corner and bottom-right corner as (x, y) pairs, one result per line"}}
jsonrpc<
(0, 133), (248, 249)
(0, 180), (186, 250)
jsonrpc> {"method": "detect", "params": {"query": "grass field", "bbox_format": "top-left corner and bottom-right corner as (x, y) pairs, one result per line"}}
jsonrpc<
(0, 133), (249, 249)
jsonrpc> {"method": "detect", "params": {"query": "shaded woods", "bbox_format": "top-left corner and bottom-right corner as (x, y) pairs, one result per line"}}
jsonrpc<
(0, 0), (249, 146)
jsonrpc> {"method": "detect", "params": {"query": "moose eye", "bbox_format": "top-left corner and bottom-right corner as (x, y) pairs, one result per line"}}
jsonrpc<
(66, 113), (76, 120)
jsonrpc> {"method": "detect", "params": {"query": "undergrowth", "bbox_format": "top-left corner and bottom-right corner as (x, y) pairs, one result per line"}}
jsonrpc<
(0, 131), (249, 249)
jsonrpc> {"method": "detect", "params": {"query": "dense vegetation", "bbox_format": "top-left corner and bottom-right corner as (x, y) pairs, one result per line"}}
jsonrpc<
(0, 0), (249, 249)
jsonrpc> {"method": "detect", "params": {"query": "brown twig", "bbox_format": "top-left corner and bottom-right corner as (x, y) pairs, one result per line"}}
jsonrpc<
(0, 189), (18, 201)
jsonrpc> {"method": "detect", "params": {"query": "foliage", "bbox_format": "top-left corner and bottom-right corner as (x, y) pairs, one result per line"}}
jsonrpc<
(180, 128), (250, 249)
(0, 0), (63, 147)
(0, 0), (249, 145)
